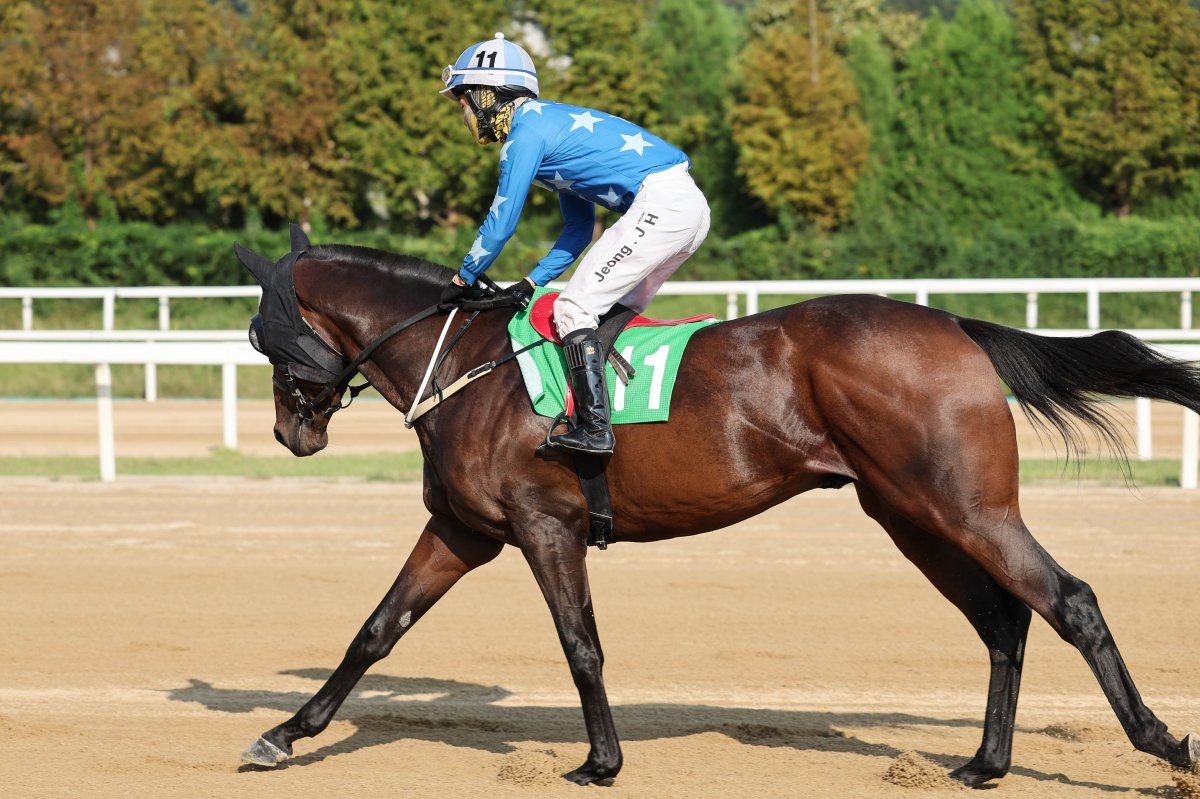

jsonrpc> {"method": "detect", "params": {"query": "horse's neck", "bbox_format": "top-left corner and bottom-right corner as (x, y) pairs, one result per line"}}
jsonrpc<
(295, 257), (445, 407)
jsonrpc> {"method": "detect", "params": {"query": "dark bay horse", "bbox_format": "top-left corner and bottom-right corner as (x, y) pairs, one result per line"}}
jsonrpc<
(235, 235), (1200, 787)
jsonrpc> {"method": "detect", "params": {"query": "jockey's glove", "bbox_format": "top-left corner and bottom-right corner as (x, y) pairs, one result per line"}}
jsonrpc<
(439, 277), (486, 309)
(496, 276), (536, 309)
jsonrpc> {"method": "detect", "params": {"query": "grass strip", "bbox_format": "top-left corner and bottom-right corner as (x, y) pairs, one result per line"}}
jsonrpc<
(0, 452), (1186, 487)
(0, 449), (425, 482)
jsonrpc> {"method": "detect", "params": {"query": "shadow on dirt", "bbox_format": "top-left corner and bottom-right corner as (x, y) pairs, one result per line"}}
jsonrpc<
(167, 670), (1150, 793)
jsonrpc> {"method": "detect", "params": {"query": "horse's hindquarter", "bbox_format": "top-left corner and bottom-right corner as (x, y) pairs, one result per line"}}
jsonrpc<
(604, 304), (854, 541)
(605, 296), (1018, 542)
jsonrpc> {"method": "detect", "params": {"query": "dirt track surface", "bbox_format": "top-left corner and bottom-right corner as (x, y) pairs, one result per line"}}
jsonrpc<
(3, 476), (1200, 799)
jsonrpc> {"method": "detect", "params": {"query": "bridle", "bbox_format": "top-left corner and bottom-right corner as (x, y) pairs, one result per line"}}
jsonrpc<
(266, 276), (531, 424)
(268, 301), (445, 422)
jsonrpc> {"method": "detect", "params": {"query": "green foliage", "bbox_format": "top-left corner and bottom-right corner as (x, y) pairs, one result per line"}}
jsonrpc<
(646, 0), (750, 234)
(841, 0), (1087, 277)
(732, 0), (871, 229)
(1014, 0), (1200, 216)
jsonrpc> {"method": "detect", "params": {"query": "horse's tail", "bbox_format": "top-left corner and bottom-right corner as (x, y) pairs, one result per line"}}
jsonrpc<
(956, 317), (1200, 460)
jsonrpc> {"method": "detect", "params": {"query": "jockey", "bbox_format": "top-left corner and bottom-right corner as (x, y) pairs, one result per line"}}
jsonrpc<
(439, 33), (710, 456)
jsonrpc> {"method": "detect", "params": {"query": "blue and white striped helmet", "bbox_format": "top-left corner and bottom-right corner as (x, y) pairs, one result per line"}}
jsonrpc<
(440, 33), (539, 100)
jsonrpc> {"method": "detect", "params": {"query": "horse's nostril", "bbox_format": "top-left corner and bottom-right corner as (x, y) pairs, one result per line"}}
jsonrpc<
(274, 428), (285, 446)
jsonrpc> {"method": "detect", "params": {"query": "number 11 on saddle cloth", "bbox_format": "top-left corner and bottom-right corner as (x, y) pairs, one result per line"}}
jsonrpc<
(508, 287), (718, 423)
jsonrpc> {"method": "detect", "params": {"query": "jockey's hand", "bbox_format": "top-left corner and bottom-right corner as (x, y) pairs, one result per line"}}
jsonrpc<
(497, 276), (536, 309)
(439, 276), (485, 309)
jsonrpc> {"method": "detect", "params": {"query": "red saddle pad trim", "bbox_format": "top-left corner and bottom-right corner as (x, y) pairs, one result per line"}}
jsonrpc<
(528, 291), (714, 344)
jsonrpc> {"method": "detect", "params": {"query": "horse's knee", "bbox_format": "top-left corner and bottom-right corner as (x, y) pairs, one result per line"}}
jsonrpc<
(348, 618), (402, 663)
(560, 630), (604, 685)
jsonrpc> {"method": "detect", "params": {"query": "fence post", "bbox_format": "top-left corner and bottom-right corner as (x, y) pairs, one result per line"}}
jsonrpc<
(222, 362), (238, 449)
(1182, 291), (1193, 331)
(725, 292), (738, 321)
(1136, 397), (1152, 461)
(746, 287), (759, 316)
(145, 295), (170, 403)
(1183, 409), (1199, 489)
(1025, 292), (1038, 328)
(21, 296), (33, 331)
(1087, 285), (1100, 330)
(103, 291), (116, 331)
(96, 363), (116, 482)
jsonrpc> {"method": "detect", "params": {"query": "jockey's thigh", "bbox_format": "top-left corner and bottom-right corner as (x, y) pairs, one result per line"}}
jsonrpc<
(554, 164), (710, 338)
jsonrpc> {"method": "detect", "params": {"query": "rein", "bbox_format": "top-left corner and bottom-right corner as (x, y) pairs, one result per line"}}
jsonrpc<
(285, 276), (539, 425)
(278, 302), (442, 422)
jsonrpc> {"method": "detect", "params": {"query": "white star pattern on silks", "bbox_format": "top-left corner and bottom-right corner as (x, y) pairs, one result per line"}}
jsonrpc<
(500, 141), (513, 162)
(599, 187), (621, 207)
(548, 171), (575, 190)
(489, 194), (508, 217)
(520, 100), (546, 115)
(619, 132), (654, 156)
(468, 236), (491, 263)
(569, 110), (603, 132)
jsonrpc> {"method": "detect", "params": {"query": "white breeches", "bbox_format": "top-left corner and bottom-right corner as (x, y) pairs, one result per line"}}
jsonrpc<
(553, 162), (710, 338)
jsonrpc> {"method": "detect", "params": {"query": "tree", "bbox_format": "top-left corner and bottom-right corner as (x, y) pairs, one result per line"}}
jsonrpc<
(891, 0), (1075, 231)
(1014, 0), (1200, 216)
(731, 0), (870, 229)
(646, 0), (748, 233)
(0, 0), (161, 219)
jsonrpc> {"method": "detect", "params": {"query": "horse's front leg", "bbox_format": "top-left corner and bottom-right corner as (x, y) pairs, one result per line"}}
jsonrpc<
(241, 515), (503, 766)
(519, 522), (622, 785)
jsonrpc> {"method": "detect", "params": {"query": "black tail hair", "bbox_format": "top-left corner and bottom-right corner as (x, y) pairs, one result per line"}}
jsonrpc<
(957, 318), (1200, 462)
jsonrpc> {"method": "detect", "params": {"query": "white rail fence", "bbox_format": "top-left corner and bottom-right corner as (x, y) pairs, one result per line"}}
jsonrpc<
(4, 278), (1200, 483)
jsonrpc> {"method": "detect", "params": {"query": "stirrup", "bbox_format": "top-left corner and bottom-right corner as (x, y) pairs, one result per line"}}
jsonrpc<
(538, 412), (614, 456)
(535, 412), (572, 458)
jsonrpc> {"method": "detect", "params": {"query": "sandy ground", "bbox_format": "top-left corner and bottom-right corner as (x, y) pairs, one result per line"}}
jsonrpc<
(3, 401), (1200, 798)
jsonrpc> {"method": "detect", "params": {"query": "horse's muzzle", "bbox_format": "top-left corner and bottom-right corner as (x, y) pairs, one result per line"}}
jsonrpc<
(274, 417), (328, 457)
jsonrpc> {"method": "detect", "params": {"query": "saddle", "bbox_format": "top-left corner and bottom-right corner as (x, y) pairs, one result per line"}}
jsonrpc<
(521, 293), (715, 550)
(526, 292), (715, 400)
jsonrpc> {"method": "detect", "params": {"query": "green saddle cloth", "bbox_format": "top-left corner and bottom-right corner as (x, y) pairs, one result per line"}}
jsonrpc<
(507, 288), (719, 424)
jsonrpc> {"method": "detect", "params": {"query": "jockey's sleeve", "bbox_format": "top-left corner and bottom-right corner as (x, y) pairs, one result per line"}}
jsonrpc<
(529, 193), (595, 285)
(458, 134), (546, 284)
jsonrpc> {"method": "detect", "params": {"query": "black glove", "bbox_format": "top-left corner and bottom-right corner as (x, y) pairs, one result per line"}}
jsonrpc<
(496, 277), (536, 309)
(439, 278), (485, 309)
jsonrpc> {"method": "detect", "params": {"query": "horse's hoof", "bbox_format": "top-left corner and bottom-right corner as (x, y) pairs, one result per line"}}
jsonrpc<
(241, 736), (290, 768)
(562, 760), (619, 786)
(1181, 732), (1200, 772)
(949, 760), (1007, 788)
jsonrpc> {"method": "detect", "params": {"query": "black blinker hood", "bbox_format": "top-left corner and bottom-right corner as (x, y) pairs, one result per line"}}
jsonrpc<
(236, 245), (344, 384)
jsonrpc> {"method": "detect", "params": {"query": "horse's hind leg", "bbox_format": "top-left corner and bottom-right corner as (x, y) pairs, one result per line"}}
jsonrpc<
(970, 521), (1197, 769)
(241, 515), (503, 766)
(889, 487), (1197, 772)
(858, 487), (1031, 787)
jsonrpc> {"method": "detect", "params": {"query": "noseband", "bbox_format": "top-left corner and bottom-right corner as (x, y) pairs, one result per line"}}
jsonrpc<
(272, 366), (369, 422)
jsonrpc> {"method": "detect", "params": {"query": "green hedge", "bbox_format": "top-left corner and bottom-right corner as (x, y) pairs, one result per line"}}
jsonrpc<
(1, 214), (1198, 288)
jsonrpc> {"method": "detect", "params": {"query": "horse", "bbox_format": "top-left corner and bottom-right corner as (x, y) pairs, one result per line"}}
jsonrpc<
(233, 230), (1200, 787)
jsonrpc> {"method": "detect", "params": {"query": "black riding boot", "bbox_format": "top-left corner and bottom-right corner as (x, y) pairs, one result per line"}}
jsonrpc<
(549, 328), (615, 456)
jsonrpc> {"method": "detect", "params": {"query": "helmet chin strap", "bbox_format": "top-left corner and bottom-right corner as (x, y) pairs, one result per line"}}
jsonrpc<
(463, 89), (498, 145)
(462, 88), (528, 145)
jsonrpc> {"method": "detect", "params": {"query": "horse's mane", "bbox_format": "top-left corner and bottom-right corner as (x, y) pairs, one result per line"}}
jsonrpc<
(306, 244), (451, 288)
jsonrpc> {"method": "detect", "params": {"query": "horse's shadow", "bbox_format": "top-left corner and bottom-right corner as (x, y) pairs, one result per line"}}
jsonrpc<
(169, 670), (1160, 794)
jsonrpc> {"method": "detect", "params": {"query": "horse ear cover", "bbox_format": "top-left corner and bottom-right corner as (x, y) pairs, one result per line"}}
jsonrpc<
(234, 243), (274, 288)
(288, 223), (311, 252)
